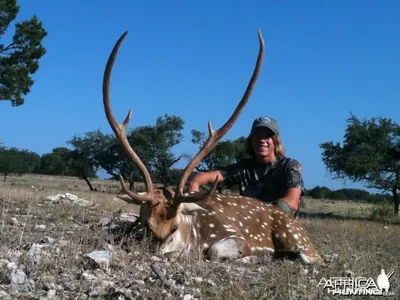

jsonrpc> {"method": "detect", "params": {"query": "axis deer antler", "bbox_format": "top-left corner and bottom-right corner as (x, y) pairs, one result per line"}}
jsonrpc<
(174, 29), (265, 204)
(103, 31), (156, 205)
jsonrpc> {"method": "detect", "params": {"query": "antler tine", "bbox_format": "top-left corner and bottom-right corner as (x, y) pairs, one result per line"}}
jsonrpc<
(103, 31), (156, 204)
(175, 29), (265, 198)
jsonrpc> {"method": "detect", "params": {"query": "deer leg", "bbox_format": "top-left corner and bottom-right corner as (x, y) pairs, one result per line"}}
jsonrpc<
(271, 216), (323, 265)
(205, 236), (251, 261)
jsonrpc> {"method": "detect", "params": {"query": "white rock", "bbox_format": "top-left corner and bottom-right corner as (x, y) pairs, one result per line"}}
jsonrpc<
(9, 217), (19, 226)
(10, 268), (27, 285)
(34, 224), (46, 231)
(85, 250), (112, 271)
(27, 243), (49, 264)
(0, 290), (10, 299)
(45, 193), (93, 206)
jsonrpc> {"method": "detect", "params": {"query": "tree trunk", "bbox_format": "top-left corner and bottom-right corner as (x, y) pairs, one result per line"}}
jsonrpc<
(393, 188), (399, 215)
(83, 176), (95, 191)
(129, 180), (135, 192)
(3, 173), (7, 182)
(394, 165), (400, 215)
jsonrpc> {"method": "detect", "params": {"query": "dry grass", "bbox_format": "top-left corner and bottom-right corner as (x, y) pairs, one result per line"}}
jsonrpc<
(0, 174), (399, 299)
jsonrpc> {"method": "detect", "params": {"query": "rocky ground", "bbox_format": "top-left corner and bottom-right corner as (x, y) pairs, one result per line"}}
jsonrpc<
(0, 188), (399, 299)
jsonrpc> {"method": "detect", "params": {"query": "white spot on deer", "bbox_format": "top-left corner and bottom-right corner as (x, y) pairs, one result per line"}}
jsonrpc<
(245, 228), (249, 233)
(239, 222), (243, 227)
(293, 233), (299, 240)
(209, 223), (215, 228)
(223, 224), (231, 228)
(226, 228), (237, 233)
(269, 216), (274, 220)
(282, 232), (287, 238)
(210, 233), (217, 238)
(203, 243), (209, 248)
(275, 233), (280, 238)
(218, 209), (224, 213)
(216, 197), (222, 201)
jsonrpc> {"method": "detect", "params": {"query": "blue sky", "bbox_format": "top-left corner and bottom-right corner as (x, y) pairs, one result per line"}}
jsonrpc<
(1, 0), (399, 191)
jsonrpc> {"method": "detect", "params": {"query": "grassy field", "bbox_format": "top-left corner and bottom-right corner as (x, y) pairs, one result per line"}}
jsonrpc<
(0, 174), (399, 299)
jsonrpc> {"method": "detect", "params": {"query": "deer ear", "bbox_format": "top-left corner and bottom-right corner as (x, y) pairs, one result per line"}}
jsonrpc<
(180, 203), (207, 215)
(161, 187), (175, 201)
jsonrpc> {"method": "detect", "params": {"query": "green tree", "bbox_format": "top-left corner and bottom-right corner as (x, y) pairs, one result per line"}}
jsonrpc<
(231, 136), (247, 162)
(307, 186), (332, 199)
(66, 149), (98, 191)
(191, 131), (246, 192)
(66, 129), (144, 191)
(68, 115), (187, 190)
(0, 147), (23, 181)
(0, 0), (47, 106)
(19, 148), (40, 174)
(67, 133), (100, 191)
(320, 114), (400, 215)
(147, 114), (188, 185)
(191, 131), (246, 172)
(39, 147), (73, 176)
(0, 146), (40, 181)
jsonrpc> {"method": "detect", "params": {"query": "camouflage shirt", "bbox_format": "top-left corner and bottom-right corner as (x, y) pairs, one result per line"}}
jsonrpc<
(219, 156), (304, 203)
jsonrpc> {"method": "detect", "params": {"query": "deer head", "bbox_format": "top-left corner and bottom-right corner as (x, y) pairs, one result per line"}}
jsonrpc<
(102, 30), (323, 264)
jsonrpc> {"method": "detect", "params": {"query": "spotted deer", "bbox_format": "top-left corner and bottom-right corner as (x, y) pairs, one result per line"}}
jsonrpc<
(102, 29), (323, 264)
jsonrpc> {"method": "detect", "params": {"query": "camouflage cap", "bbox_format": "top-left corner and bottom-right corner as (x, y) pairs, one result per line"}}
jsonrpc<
(251, 117), (279, 136)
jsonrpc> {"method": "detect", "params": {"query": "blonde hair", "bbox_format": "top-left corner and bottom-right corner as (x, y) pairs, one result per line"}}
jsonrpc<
(244, 133), (286, 158)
